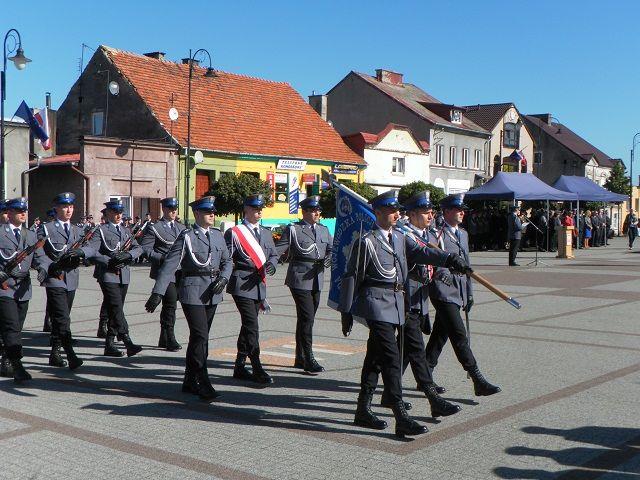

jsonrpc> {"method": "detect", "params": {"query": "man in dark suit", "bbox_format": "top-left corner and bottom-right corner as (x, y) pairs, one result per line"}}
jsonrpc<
(425, 194), (500, 397)
(507, 205), (523, 266)
(275, 195), (332, 374)
(140, 197), (186, 351)
(224, 194), (279, 385)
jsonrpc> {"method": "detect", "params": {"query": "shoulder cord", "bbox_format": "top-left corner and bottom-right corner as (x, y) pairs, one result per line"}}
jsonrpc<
(289, 225), (318, 257)
(364, 236), (396, 279)
(150, 225), (174, 246)
(98, 226), (121, 252)
(42, 224), (68, 253)
(183, 233), (212, 267)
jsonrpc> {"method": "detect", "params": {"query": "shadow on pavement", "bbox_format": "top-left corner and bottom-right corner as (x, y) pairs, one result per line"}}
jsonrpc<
(494, 425), (640, 479)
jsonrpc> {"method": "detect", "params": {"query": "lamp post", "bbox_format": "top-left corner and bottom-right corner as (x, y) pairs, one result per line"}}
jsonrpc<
(184, 48), (215, 225)
(1, 28), (30, 199)
(630, 132), (640, 209)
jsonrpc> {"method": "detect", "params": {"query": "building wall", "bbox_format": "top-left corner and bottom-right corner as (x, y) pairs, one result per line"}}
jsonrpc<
(488, 107), (535, 174)
(3, 121), (30, 198)
(585, 159), (612, 186)
(56, 48), (167, 155)
(28, 166), (85, 221)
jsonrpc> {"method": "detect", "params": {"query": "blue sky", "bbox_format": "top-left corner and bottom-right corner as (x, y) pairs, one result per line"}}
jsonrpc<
(2, 0), (638, 168)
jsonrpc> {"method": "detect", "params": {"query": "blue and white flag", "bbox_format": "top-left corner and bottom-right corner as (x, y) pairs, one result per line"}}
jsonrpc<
(327, 181), (375, 310)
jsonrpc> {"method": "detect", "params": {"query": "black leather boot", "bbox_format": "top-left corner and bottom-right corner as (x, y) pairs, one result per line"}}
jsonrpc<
(424, 384), (460, 417)
(182, 369), (198, 394)
(103, 336), (123, 357)
(0, 355), (13, 377)
(232, 353), (253, 381)
(392, 401), (428, 438)
(433, 382), (446, 394)
(354, 387), (388, 430)
(119, 333), (142, 357)
(61, 333), (83, 370)
(48, 338), (67, 367)
(250, 356), (273, 385)
(11, 359), (32, 383)
(43, 315), (52, 333)
(303, 352), (325, 374)
(381, 390), (412, 411)
(165, 326), (182, 352)
(196, 369), (220, 402)
(97, 318), (108, 338)
(469, 366), (501, 396)
(158, 327), (168, 349)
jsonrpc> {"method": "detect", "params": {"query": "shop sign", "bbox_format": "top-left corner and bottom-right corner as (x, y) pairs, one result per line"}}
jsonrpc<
(332, 163), (358, 175)
(277, 159), (307, 171)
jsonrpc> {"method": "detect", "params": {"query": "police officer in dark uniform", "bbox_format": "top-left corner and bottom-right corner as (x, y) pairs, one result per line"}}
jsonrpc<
(224, 194), (279, 386)
(339, 190), (468, 437)
(425, 194), (501, 397)
(275, 195), (332, 374)
(0, 198), (11, 376)
(88, 200), (144, 357)
(0, 198), (45, 382)
(146, 196), (232, 401)
(37, 192), (93, 370)
(380, 191), (463, 418)
(140, 197), (186, 351)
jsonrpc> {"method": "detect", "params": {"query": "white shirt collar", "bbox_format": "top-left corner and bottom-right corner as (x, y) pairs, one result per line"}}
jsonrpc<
(194, 223), (209, 235)
(444, 221), (458, 234)
(244, 219), (260, 229)
(9, 222), (21, 230)
(109, 222), (121, 229)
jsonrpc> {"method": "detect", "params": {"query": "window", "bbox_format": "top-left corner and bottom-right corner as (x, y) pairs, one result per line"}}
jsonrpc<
(449, 146), (456, 167)
(474, 149), (481, 169)
(91, 111), (104, 136)
(391, 157), (405, 174)
(219, 171), (233, 178)
(241, 171), (260, 179)
(274, 173), (288, 203)
(451, 110), (463, 124)
(461, 149), (469, 168)
(435, 144), (444, 165)
(503, 122), (520, 149)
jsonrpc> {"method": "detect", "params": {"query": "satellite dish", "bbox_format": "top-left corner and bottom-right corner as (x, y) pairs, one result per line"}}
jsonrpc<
(169, 107), (179, 121)
(193, 150), (204, 164)
(108, 81), (120, 96)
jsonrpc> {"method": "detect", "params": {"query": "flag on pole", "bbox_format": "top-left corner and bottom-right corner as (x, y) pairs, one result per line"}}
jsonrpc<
(13, 101), (49, 146)
(509, 149), (526, 165)
(34, 106), (51, 150)
(326, 174), (376, 310)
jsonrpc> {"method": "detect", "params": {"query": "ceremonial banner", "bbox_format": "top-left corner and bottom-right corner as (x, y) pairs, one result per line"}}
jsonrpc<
(327, 181), (375, 309)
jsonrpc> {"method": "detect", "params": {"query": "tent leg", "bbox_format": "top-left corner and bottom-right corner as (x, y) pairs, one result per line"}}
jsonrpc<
(546, 200), (550, 252)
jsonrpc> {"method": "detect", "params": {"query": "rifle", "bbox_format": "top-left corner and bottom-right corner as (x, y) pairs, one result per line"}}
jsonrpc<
(119, 221), (149, 253)
(54, 223), (101, 279)
(1, 236), (47, 290)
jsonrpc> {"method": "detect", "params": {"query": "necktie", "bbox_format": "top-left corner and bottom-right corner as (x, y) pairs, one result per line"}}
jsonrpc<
(64, 223), (70, 237)
(116, 225), (121, 237)
(171, 222), (176, 235)
(422, 229), (428, 239)
(13, 228), (20, 244)
(254, 227), (260, 241)
(388, 231), (394, 247)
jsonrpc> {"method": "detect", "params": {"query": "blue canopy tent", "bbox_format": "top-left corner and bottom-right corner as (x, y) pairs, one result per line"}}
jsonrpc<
(465, 172), (578, 201)
(552, 175), (627, 203)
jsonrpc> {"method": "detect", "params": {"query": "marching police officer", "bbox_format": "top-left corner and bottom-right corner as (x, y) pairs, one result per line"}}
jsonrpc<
(37, 192), (93, 370)
(0, 197), (45, 382)
(339, 190), (468, 437)
(146, 196), (232, 401)
(140, 197), (186, 351)
(88, 200), (144, 357)
(0, 199), (9, 376)
(379, 191), (463, 418)
(275, 195), (332, 374)
(224, 194), (279, 386)
(425, 194), (501, 397)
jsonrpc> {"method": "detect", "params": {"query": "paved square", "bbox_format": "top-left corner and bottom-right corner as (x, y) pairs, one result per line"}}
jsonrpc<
(1, 238), (639, 479)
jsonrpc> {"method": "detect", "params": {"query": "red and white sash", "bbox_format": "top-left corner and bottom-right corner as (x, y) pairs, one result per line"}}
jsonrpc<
(231, 224), (267, 284)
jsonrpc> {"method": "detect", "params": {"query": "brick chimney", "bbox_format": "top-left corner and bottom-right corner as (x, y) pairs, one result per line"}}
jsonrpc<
(308, 94), (328, 120)
(530, 113), (553, 125)
(143, 51), (166, 60)
(182, 58), (200, 67)
(375, 69), (403, 86)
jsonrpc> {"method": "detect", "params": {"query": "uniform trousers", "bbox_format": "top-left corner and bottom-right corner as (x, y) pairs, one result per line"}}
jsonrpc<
(629, 227), (638, 248)
(509, 239), (521, 265)
(290, 288), (320, 358)
(98, 282), (130, 336)
(160, 282), (178, 328)
(181, 303), (217, 372)
(425, 299), (477, 381)
(99, 298), (108, 323)
(0, 298), (29, 359)
(233, 295), (261, 358)
(361, 320), (402, 403)
(46, 288), (76, 338)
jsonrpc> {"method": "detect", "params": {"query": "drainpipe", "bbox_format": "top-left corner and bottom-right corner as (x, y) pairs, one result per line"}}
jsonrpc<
(70, 164), (90, 217)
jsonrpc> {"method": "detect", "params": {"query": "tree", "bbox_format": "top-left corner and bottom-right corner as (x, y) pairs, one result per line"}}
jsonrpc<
(206, 173), (273, 223)
(398, 181), (445, 207)
(604, 161), (631, 196)
(319, 180), (377, 218)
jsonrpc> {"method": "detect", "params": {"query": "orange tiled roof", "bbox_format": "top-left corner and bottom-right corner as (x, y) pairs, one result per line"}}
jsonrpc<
(102, 46), (364, 165)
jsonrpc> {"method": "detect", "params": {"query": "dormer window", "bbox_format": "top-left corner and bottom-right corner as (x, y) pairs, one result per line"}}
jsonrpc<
(451, 110), (463, 124)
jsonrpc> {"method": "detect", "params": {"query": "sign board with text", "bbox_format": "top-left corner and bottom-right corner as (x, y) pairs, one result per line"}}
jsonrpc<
(277, 159), (307, 171)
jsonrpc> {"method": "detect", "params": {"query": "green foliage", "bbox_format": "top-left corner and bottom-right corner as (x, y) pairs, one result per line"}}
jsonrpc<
(206, 173), (273, 223)
(398, 181), (445, 207)
(604, 161), (631, 195)
(319, 180), (377, 218)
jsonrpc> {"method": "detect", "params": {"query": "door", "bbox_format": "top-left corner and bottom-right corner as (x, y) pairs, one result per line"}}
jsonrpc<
(196, 170), (211, 199)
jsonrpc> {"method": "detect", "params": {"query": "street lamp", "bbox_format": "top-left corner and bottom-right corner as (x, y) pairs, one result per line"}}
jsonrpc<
(184, 48), (215, 225)
(1, 28), (31, 199)
(629, 132), (640, 209)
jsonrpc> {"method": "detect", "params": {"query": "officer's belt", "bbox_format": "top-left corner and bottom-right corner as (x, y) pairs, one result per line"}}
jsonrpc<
(290, 257), (325, 267)
(363, 280), (404, 292)
(235, 264), (257, 272)
(182, 269), (220, 278)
